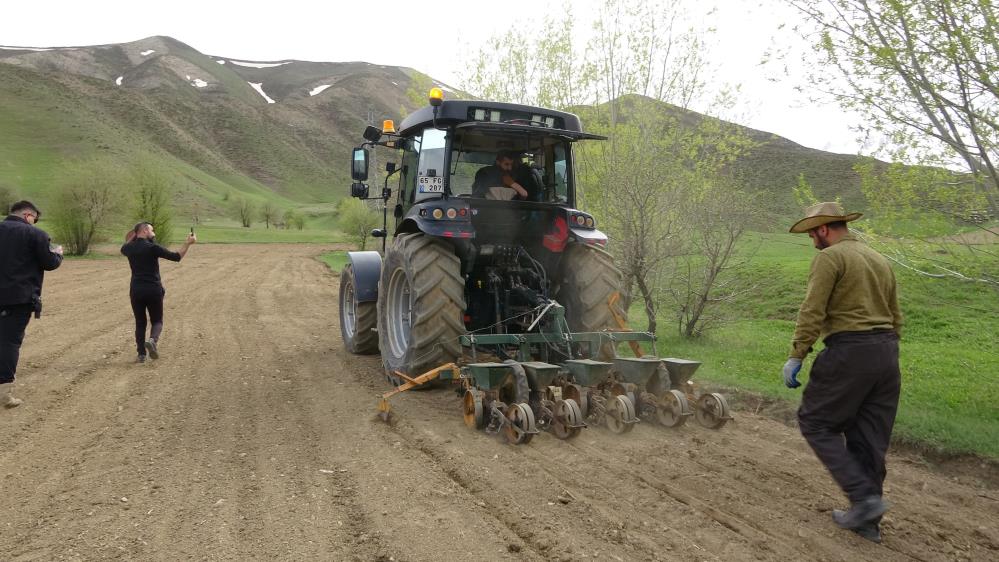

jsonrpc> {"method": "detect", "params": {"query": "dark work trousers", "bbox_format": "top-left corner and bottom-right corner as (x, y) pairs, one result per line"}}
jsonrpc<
(0, 305), (33, 385)
(130, 287), (164, 356)
(798, 330), (901, 503)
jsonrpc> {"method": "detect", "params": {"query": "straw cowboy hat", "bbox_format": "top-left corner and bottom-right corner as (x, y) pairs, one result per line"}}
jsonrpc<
(789, 202), (863, 233)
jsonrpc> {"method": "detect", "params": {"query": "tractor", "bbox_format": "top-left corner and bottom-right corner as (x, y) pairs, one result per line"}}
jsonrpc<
(339, 88), (730, 443)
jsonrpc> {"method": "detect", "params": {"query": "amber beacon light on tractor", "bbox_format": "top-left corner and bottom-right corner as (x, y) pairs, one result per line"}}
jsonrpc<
(340, 89), (731, 444)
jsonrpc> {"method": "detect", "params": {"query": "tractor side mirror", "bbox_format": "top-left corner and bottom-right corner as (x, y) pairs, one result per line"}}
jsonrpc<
(351, 147), (369, 181)
(362, 126), (382, 142)
(351, 182), (369, 199)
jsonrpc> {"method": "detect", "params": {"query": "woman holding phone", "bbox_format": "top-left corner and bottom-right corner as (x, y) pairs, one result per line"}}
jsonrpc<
(120, 223), (196, 363)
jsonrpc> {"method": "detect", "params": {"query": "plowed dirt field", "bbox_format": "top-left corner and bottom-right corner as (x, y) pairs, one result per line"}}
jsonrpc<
(1, 244), (996, 561)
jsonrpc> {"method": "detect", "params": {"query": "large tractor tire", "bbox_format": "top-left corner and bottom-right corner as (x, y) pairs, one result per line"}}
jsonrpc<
(378, 233), (465, 385)
(339, 264), (379, 355)
(554, 243), (627, 359)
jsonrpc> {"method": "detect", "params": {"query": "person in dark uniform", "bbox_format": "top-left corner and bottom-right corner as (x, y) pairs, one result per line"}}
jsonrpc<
(472, 151), (529, 200)
(782, 202), (903, 544)
(121, 222), (196, 363)
(0, 200), (63, 408)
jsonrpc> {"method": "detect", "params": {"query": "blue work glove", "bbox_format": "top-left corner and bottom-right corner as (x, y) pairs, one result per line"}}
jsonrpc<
(783, 358), (803, 389)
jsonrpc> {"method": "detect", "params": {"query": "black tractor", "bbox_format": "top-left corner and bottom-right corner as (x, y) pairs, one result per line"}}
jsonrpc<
(341, 90), (733, 440)
(340, 89), (626, 382)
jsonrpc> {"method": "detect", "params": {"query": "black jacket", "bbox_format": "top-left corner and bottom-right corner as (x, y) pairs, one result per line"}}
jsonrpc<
(0, 215), (63, 306)
(120, 238), (182, 292)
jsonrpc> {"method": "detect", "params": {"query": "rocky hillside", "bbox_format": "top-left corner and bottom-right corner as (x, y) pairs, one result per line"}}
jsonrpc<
(0, 36), (439, 217)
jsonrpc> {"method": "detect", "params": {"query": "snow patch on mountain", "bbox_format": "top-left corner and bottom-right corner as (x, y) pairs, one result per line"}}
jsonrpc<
(216, 59), (226, 64)
(191, 78), (208, 88)
(116, 76), (123, 86)
(230, 60), (291, 69)
(140, 49), (155, 56)
(249, 82), (276, 103)
(309, 84), (332, 96)
(0, 46), (54, 51)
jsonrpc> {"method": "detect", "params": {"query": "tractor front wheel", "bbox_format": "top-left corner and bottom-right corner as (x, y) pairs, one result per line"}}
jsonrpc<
(339, 264), (378, 355)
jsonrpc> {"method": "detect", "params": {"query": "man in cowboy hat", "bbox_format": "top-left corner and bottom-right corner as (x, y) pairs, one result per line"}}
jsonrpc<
(784, 201), (903, 544)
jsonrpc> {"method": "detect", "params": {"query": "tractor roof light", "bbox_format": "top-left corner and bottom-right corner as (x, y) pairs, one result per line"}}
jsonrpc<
(382, 119), (396, 134)
(446, 208), (457, 219)
(432, 208), (444, 220)
(429, 87), (444, 107)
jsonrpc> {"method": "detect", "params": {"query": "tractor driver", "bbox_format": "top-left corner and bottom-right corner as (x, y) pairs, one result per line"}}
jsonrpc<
(472, 151), (530, 200)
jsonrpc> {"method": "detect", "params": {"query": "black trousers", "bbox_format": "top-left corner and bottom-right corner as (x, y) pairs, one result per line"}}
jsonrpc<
(130, 288), (164, 356)
(0, 305), (33, 385)
(798, 330), (901, 503)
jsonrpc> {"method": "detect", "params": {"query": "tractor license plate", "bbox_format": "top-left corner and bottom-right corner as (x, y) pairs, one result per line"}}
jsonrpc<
(418, 176), (444, 193)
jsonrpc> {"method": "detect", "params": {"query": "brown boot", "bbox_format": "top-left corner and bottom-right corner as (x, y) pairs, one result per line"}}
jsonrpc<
(1, 384), (23, 408)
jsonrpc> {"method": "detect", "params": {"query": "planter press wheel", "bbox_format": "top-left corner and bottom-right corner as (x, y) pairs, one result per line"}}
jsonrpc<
(503, 403), (537, 445)
(463, 390), (485, 430)
(604, 394), (637, 434)
(550, 398), (584, 440)
(657, 389), (691, 428)
(610, 382), (637, 407)
(562, 384), (589, 417)
(695, 392), (732, 430)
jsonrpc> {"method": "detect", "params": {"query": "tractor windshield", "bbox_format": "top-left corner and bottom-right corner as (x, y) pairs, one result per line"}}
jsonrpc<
(449, 129), (572, 204)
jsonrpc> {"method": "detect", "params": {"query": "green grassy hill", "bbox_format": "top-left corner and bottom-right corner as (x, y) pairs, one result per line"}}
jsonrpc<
(0, 36), (433, 224)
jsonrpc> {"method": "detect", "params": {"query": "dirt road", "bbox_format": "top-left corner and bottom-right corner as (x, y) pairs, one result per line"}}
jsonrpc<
(1, 244), (995, 561)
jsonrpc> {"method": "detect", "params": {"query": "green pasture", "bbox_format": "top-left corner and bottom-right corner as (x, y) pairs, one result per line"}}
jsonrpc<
(190, 223), (345, 244)
(655, 232), (999, 459)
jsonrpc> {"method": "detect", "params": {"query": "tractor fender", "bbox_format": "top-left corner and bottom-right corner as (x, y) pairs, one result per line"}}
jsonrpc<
(346, 251), (382, 302)
(570, 227), (608, 247)
(398, 216), (475, 240)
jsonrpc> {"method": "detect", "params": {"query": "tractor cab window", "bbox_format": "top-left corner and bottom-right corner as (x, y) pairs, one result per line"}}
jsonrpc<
(448, 132), (573, 204)
(398, 135), (421, 204)
(414, 128), (447, 203)
(551, 143), (569, 203)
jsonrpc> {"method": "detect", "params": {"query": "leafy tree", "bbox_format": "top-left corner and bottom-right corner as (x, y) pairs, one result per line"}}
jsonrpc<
(403, 72), (435, 116)
(234, 198), (255, 228)
(463, 0), (759, 336)
(261, 201), (280, 229)
(337, 198), (379, 250)
(131, 160), (174, 245)
(0, 184), (15, 215)
(787, 0), (999, 219)
(51, 158), (125, 255)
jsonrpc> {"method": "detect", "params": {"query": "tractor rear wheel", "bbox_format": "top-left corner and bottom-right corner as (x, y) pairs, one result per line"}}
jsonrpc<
(378, 233), (465, 384)
(339, 264), (378, 355)
(554, 243), (627, 359)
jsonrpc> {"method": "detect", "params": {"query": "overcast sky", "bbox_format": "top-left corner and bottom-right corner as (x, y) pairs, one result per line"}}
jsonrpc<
(1, 0), (865, 154)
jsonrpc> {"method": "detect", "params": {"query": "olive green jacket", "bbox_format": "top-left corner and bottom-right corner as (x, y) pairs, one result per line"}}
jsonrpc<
(790, 233), (903, 359)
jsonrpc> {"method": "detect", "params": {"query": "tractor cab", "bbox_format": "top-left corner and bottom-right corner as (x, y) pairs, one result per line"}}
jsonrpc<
(350, 90), (608, 252)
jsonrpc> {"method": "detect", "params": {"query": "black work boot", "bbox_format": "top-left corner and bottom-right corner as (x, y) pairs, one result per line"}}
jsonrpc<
(833, 510), (882, 543)
(832, 496), (889, 530)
